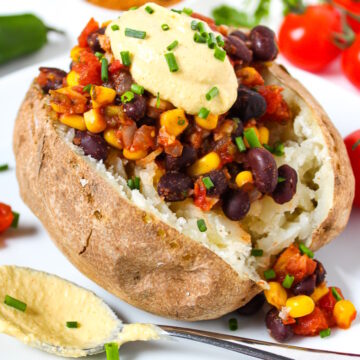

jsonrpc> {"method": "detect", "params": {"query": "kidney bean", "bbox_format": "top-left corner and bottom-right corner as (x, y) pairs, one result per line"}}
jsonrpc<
(272, 165), (298, 204)
(110, 70), (133, 95)
(250, 25), (278, 62)
(222, 189), (250, 221)
(266, 308), (294, 342)
(224, 35), (253, 63)
(293, 274), (316, 296)
(204, 170), (228, 197)
(237, 293), (265, 316)
(247, 148), (278, 194)
(231, 86), (267, 122)
(157, 172), (193, 202)
(73, 130), (108, 161)
(314, 260), (327, 286)
(230, 30), (248, 42)
(165, 145), (197, 171)
(123, 94), (147, 122)
(38, 67), (67, 93)
(87, 27), (106, 53)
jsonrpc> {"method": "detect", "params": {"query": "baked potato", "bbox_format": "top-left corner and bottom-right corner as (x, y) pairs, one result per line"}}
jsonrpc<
(13, 5), (354, 321)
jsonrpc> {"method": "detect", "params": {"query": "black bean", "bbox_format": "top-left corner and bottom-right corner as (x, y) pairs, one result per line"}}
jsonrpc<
(87, 27), (106, 53)
(247, 148), (278, 194)
(157, 172), (193, 202)
(231, 86), (267, 122)
(73, 130), (108, 161)
(265, 308), (294, 342)
(110, 70), (133, 95)
(250, 25), (278, 62)
(226, 163), (244, 180)
(38, 67), (67, 93)
(222, 189), (250, 221)
(272, 165), (298, 204)
(165, 145), (197, 171)
(204, 170), (228, 197)
(123, 94), (147, 122)
(293, 274), (316, 296)
(314, 260), (327, 286)
(224, 35), (253, 63)
(237, 293), (265, 316)
(230, 30), (248, 42)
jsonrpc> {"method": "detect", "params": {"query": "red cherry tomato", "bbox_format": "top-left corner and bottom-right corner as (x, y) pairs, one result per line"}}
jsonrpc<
(344, 130), (360, 207)
(342, 35), (360, 89)
(333, 0), (360, 33)
(0, 203), (14, 233)
(278, 5), (342, 72)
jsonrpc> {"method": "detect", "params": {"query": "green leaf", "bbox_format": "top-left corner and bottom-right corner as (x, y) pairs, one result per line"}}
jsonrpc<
(282, 0), (305, 15)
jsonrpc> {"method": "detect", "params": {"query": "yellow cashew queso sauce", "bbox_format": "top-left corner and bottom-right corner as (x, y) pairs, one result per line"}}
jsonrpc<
(106, 2), (238, 115)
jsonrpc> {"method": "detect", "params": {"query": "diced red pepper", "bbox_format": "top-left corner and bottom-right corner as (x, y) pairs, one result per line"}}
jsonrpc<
(78, 18), (99, 48)
(318, 287), (344, 327)
(72, 49), (102, 86)
(0, 203), (14, 233)
(194, 179), (214, 211)
(293, 306), (329, 336)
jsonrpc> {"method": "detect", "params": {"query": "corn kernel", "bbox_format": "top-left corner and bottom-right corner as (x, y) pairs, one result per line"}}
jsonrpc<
(66, 70), (80, 87)
(311, 283), (329, 303)
(259, 126), (270, 145)
(334, 300), (357, 329)
(264, 282), (288, 310)
(70, 46), (82, 62)
(104, 129), (122, 150)
(101, 20), (112, 28)
(160, 109), (188, 136)
(91, 86), (117, 109)
(244, 127), (260, 148)
(188, 152), (220, 176)
(235, 171), (253, 188)
(59, 114), (86, 131)
(104, 105), (122, 117)
(123, 148), (147, 160)
(84, 109), (107, 133)
(286, 295), (315, 318)
(195, 113), (219, 130)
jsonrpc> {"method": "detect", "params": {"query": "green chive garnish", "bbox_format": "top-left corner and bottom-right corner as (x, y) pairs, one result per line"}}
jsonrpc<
(298, 243), (314, 259)
(182, 7), (193, 15)
(206, 86), (219, 101)
(125, 28), (146, 39)
(11, 212), (20, 229)
(278, 177), (286, 183)
(198, 107), (210, 119)
(145, 5), (154, 14)
(197, 22), (206, 34)
(127, 176), (140, 190)
(251, 249), (263, 257)
(216, 35), (225, 47)
(235, 137), (246, 152)
(171, 9), (182, 14)
(228, 318), (238, 331)
(264, 142), (285, 156)
(0, 164), (9, 172)
(194, 32), (207, 43)
(332, 287), (343, 302)
(165, 53), (179, 72)
(202, 176), (214, 190)
(320, 328), (331, 338)
(127, 179), (134, 189)
(177, 119), (186, 126)
(207, 33), (217, 49)
(121, 91), (134, 104)
(82, 84), (92, 93)
(161, 23), (170, 31)
(4, 295), (26, 312)
(129, 6), (138, 10)
(95, 52), (104, 60)
(66, 321), (79, 328)
(197, 219), (207, 232)
(191, 20), (198, 30)
(214, 46), (226, 61)
(156, 92), (160, 108)
(282, 274), (295, 289)
(101, 58), (108, 82)
(244, 128), (261, 148)
(167, 40), (179, 51)
(264, 269), (276, 280)
(120, 51), (131, 66)
(111, 24), (119, 31)
(104, 342), (119, 360)
(131, 83), (144, 95)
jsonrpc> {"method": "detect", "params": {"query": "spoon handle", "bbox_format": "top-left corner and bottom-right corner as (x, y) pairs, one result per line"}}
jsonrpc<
(159, 325), (291, 360)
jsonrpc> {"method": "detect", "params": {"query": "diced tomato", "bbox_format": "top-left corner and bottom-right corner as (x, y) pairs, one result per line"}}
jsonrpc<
(157, 126), (183, 157)
(78, 18), (99, 48)
(116, 120), (137, 149)
(293, 306), (329, 336)
(0, 203), (14, 233)
(109, 60), (128, 74)
(213, 137), (235, 167)
(72, 49), (102, 86)
(318, 287), (344, 327)
(194, 179), (215, 211)
(131, 125), (156, 152)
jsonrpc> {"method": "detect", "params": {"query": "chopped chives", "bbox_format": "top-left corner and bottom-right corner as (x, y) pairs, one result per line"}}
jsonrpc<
(198, 107), (210, 119)
(101, 58), (108, 82)
(228, 318), (238, 331)
(125, 28), (146, 39)
(214, 46), (226, 61)
(332, 287), (343, 302)
(164, 53), (179, 72)
(145, 5), (154, 14)
(264, 269), (276, 280)
(127, 176), (140, 190)
(202, 176), (214, 190)
(216, 35), (225, 47)
(320, 328), (331, 338)
(206, 86), (219, 101)
(0, 164), (9, 172)
(11, 212), (20, 228)
(264, 142), (285, 157)
(251, 249), (263, 257)
(95, 52), (104, 60)
(278, 177), (286, 183)
(120, 51), (131, 66)
(161, 23), (170, 31)
(207, 33), (217, 49)
(235, 137), (246, 152)
(191, 20), (198, 30)
(282, 274), (295, 289)
(129, 6), (138, 10)
(104, 342), (119, 360)
(197, 22), (206, 34)
(131, 83), (144, 95)
(298, 243), (314, 259)
(4, 295), (26, 312)
(156, 92), (160, 108)
(193, 33), (207, 43)
(82, 84), (92, 93)
(244, 128), (261, 148)
(127, 179), (134, 189)
(111, 24), (119, 31)
(121, 91), (134, 104)
(171, 9), (182, 14)
(167, 40), (179, 51)
(66, 321), (79, 328)
(197, 219), (207, 232)
(182, 7), (193, 15)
